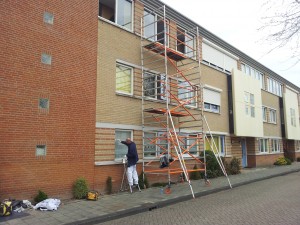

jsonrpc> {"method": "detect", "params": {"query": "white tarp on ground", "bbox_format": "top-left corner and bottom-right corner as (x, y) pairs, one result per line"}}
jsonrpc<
(33, 199), (61, 211)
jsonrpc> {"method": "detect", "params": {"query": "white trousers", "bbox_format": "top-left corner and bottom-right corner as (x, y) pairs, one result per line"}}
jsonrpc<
(127, 164), (138, 186)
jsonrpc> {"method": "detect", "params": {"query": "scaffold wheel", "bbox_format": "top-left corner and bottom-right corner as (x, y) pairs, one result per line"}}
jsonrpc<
(205, 179), (211, 186)
(164, 186), (172, 194)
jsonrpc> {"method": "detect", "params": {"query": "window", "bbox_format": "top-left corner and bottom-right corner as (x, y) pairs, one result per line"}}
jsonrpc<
(181, 134), (199, 156)
(116, 63), (133, 95)
(269, 109), (277, 124)
(267, 77), (282, 97)
(156, 16), (169, 45)
(203, 88), (221, 113)
(144, 132), (166, 158)
(144, 72), (157, 99)
(177, 27), (195, 58)
(39, 98), (49, 109)
(144, 132), (157, 157)
(99, 0), (133, 30)
(202, 41), (237, 73)
(271, 139), (280, 152)
(36, 145), (46, 156)
(259, 139), (268, 153)
(115, 130), (132, 159)
(143, 10), (156, 41)
(262, 106), (267, 122)
(291, 108), (296, 127)
(41, 53), (52, 65)
(259, 73), (264, 89)
(250, 94), (254, 104)
(177, 27), (185, 54)
(205, 135), (225, 156)
(143, 10), (169, 45)
(244, 92), (255, 118)
(241, 63), (264, 88)
(178, 81), (196, 107)
(43, 12), (54, 24)
(158, 74), (166, 100)
(296, 140), (300, 151)
(204, 103), (220, 113)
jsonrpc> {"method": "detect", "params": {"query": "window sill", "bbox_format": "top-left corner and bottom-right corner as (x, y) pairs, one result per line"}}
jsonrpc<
(253, 152), (282, 156)
(116, 92), (134, 97)
(98, 16), (133, 34)
(204, 109), (220, 114)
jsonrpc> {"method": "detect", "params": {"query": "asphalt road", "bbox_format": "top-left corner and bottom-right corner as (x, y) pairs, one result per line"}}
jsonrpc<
(96, 171), (300, 225)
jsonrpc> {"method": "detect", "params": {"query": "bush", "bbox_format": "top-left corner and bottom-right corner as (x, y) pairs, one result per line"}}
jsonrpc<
(189, 165), (201, 180)
(34, 190), (48, 203)
(285, 157), (292, 165)
(138, 172), (149, 189)
(106, 176), (112, 194)
(274, 157), (291, 166)
(200, 150), (223, 179)
(73, 177), (89, 199)
(229, 157), (241, 175)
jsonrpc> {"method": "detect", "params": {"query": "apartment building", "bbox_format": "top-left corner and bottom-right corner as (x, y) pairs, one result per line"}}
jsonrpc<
(1, 0), (300, 199)
(96, 0), (300, 190)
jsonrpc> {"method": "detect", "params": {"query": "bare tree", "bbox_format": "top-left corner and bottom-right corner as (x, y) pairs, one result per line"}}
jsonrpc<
(260, 0), (300, 65)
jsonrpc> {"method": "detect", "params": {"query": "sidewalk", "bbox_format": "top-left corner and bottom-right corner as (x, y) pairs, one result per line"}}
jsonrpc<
(1, 162), (300, 225)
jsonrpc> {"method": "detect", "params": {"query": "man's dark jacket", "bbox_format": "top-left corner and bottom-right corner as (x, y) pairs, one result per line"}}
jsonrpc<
(121, 141), (139, 167)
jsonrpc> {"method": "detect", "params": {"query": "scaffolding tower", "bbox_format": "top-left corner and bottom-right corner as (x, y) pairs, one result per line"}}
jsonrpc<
(141, 5), (231, 198)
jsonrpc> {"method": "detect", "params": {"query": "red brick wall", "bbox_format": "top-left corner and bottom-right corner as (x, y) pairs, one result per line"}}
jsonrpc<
(248, 154), (284, 167)
(0, 0), (98, 200)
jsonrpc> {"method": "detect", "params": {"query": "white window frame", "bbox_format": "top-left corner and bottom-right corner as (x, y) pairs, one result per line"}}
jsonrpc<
(259, 139), (268, 153)
(291, 108), (296, 127)
(204, 102), (220, 113)
(143, 132), (157, 158)
(271, 139), (280, 153)
(244, 91), (255, 118)
(143, 14), (169, 47)
(269, 109), (277, 124)
(116, 0), (133, 30)
(116, 63), (133, 95)
(176, 27), (195, 59)
(178, 80), (197, 108)
(203, 87), (221, 113)
(99, 0), (133, 31)
(143, 9), (157, 41)
(296, 140), (300, 151)
(143, 72), (158, 99)
(204, 135), (225, 156)
(262, 106), (267, 122)
(181, 134), (199, 157)
(267, 77), (282, 97)
(115, 130), (133, 159)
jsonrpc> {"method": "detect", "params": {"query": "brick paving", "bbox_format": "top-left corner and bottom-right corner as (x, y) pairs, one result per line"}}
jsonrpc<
(100, 171), (300, 225)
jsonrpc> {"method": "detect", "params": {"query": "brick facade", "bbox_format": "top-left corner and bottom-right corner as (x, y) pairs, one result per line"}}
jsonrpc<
(2, 0), (299, 200)
(0, 0), (98, 199)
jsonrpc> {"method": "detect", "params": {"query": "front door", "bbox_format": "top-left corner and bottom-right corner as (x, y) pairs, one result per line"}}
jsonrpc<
(241, 139), (247, 167)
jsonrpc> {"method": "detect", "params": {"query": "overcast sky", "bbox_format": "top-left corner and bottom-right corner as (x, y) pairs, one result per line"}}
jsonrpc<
(161, 0), (300, 88)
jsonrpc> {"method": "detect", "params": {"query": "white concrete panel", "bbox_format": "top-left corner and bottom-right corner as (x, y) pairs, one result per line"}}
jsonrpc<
(232, 68), (263, 137)
(283, 87), (300, 140)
